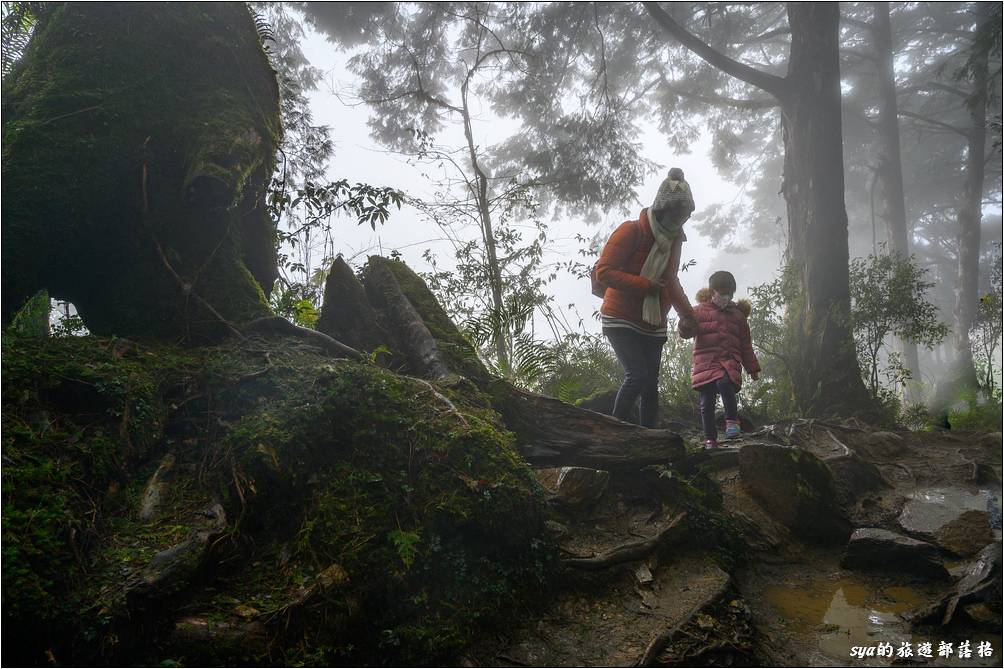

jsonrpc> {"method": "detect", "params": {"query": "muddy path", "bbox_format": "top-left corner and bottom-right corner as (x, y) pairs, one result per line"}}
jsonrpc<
(469, 422), (1002, 667)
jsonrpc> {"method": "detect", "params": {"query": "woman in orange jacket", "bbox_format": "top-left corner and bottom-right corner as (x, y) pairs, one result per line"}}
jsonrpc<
(595, 202), (696, 428)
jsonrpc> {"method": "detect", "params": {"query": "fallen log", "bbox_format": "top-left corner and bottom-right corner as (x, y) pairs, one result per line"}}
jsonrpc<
(493, 384), (687, 468)
(562, 512), (686, 570)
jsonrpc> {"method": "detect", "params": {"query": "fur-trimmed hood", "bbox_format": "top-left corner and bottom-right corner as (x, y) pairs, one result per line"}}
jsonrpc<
(696, 287), (751, 317)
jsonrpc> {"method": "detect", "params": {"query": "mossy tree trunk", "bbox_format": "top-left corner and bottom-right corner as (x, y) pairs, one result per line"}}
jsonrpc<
(2, 3), (281, 342)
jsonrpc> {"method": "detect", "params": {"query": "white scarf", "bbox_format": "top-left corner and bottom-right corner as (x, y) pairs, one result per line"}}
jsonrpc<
(640, 207), (676, 326)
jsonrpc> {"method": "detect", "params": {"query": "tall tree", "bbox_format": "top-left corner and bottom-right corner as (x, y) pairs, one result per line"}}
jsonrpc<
(840, 2), (921, 398)
(949, 1), (993, 398)
(644, 2), (874, 416)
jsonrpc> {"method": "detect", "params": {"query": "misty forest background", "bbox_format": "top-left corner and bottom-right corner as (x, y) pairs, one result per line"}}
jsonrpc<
(2, 3), (1003, 666)
(5, 1), (1003, 427)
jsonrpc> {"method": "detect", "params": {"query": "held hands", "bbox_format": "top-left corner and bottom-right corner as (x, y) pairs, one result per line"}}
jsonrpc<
(647, 278), (667, 294)
(677, 314), (698, 339)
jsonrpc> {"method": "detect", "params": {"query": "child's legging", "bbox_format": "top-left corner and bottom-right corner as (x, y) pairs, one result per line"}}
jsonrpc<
(697, 376), (738, 440)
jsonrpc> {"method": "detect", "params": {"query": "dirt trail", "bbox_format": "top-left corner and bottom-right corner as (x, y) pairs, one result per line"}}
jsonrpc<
(470, 424), (1002, 667)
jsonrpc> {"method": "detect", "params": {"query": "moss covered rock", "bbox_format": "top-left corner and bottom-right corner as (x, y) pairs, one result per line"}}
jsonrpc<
(2, 3), (281, 339)
(2, 334), (553, 665)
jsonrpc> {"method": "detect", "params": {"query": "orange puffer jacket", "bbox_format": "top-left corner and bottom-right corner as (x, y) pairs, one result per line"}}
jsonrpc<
(596, 208), (695, 330)
(689, 288), (760, 389)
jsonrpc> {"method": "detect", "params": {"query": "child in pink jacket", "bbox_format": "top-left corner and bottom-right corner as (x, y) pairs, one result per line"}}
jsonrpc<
(681, 271), (760, 448)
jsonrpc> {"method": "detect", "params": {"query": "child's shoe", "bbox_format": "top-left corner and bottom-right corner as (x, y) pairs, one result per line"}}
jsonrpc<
(724, 420), (741, 440)
(704, 439), (718, 449)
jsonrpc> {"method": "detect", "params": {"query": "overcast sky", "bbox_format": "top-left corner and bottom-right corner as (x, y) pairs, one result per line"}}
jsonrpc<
(296, 22), (785, 338)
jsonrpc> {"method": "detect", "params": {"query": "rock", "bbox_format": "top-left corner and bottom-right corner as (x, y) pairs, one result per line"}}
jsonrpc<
(860, 430), (910, 458)
(633, 563), (654, 586)
(840, 528), (948, 580)
(822, 454), (888, 509)
(904, 542), (1002, 626)
(738, 443), (851, 545)
(980, 432), (1002, 450)
(554, 467), (610, 509)
(962, 602), (1000, 626)
(954, 542), (1002, 605)
(898, 488), (996, 557)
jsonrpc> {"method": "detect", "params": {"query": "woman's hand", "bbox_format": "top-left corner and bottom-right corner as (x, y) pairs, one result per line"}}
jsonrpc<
(678, 314), (698, 339)
(647, 278), (666, 294)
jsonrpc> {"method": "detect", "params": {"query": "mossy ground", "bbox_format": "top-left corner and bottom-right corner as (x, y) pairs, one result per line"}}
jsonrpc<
(2, 334), (554, 666)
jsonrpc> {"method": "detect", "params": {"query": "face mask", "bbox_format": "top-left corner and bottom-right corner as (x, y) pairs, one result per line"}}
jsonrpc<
(712, 292), (732, 309)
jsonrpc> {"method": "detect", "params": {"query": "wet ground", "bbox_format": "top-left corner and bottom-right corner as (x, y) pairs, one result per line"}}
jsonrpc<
(469, 425), (1002, 667)
(739, 551), (1001, 667)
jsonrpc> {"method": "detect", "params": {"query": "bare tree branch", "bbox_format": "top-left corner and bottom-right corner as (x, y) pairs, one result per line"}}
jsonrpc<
(899, 109), (969, 137)
(659, 76), (778, 110)
(643, 1), (788, 99)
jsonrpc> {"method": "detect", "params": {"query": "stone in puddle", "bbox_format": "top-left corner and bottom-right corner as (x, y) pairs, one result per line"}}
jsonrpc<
(840, 528), (948, 580)
(739, 442), (851, 545)
(554, 467), (609, 509)
(898, 488), (996, 557)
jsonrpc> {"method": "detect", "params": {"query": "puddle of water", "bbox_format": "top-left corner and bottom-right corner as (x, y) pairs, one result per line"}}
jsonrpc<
(764, 577), (1001, 667)
(904, 487), (1003, 531)
(765, 578), (919, 665)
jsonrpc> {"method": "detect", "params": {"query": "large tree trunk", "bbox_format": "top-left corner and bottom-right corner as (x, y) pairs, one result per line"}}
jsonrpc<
(644, 1), (876, 418)
(1, 3), (280, 341)
(782, 4), (874, 417)
(947, 36), (989, 400)
(872, 1), (922, 400)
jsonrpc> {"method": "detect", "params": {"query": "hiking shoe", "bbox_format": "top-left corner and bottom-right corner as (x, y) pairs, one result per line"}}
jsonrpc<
(704, 439), (718, 449)
(724, 420), (741, 439)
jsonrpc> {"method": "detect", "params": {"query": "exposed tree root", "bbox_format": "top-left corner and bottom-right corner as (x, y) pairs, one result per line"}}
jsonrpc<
(242, 316), (363, 361)
(562, 512), (686, 571)
(635, 573), (731, 667)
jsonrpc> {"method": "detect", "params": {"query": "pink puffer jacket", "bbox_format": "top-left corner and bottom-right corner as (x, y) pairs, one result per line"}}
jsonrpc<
(688, 288), (760, 389)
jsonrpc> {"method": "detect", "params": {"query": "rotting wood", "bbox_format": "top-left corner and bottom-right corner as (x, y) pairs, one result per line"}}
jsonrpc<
(562, 512), (686, 571)
(363, 261), (454, 380)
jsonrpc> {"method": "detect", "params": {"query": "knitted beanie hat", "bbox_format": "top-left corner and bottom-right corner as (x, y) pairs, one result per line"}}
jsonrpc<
(668, 167), (685, 180)
(709, 271), (736, 295)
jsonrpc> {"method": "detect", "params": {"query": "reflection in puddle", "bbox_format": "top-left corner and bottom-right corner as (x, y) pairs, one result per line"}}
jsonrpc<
(765, 579), (920, 665)
(763, 577), (1000, 667)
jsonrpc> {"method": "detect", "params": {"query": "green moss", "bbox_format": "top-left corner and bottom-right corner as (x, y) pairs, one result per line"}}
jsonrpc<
(219, 361), (553, 664)
(1, 336), (176, 659)
(364, 257), (492, 383)
(4, 334), (554, 665)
